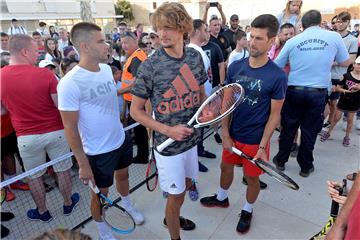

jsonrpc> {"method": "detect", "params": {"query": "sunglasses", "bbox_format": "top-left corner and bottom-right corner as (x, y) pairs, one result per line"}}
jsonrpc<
(120, 31), (136, 39)
(144, 42), (151, 45)
(150, 35), (157, 39)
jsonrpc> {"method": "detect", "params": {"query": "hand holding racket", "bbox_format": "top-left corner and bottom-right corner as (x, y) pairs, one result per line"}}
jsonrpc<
(231, 147), (299, 190)
(310, 180), (347, 240)
(89, 182), (136, 234)
(157, 83), (244, 152)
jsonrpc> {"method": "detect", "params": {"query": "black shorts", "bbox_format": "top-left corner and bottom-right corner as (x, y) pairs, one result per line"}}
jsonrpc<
(87, 134), (133, 188)
(1, 132), (18, 157)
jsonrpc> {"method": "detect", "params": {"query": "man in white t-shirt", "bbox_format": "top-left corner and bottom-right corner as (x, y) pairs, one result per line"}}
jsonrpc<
(57, 28), (69, 53)
(227, 30), (249, 67)
(57, 22), (144, 240)
(7, 19), (27, 36)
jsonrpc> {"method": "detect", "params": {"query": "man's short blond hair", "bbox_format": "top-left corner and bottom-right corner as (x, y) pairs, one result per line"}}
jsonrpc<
(151, 2), (193, 35)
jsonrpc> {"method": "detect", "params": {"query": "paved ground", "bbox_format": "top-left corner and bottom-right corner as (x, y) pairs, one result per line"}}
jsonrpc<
(82, 124), (359, 239)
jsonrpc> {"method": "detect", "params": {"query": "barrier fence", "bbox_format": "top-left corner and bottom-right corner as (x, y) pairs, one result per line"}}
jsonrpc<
(0, 123), (214, 240)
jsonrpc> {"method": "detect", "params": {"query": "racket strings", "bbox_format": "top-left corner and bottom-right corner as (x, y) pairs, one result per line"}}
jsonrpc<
(198, 85), (243, 124)
(147, 160), (157, 190)
(103, 206), (134, 230)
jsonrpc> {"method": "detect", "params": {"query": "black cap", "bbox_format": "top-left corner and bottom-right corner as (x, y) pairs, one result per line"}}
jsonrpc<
(11, 18), (18, 22)
(230, 14), (239, 21)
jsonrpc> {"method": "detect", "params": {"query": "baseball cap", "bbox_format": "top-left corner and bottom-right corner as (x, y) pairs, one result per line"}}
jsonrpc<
(230, 14), (239, 21)
(210, 14), (219, 21)
(355, 56), (360, 64)
(39, 59), (56, 68)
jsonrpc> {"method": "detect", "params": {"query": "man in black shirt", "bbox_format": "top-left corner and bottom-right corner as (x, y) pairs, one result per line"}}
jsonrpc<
(208, 15), (231, 60)
(222, 14), (241, 51)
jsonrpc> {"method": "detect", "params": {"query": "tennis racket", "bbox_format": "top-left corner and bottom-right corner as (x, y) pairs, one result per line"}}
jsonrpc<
(231, 147), (299, 190)
(146, 136), (158, 191)
(89, 182), (135, 234)
(157, 83), (244, 152)
(310, 180), (347, 240)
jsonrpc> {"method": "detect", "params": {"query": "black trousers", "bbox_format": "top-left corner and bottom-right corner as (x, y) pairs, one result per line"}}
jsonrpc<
(274, 88), (327, 171)
(126, 101), (149, 161)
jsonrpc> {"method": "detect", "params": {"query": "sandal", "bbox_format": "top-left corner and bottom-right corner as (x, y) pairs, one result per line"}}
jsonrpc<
(346, 172), (357, 181)
(342, 136), (350, 147)
(320, 131), (330, 142)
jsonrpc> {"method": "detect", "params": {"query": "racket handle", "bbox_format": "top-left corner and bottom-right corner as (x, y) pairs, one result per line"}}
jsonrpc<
(157, 138), (175, 152)
(330, 186), (342, 217)
(89, 181), (100, 194)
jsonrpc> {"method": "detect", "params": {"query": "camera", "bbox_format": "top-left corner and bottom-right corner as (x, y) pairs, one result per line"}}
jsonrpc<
(209, 1), (218, 7)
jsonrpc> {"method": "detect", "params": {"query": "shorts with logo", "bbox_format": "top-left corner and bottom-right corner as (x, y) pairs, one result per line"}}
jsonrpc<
(222, 139), (270, 177)
(328, 79), (341, 100)
(87, 134), (132, 188)
(154, 146), (198, 195)
(17, 129), (73, 179)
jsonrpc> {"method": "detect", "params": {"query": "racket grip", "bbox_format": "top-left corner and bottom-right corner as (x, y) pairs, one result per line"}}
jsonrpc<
(89, 181), (100, 194)
(330, 186), (342, 217)
(157, 138), (175, 152)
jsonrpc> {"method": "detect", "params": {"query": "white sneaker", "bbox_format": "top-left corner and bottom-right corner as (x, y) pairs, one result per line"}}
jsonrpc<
(98, 231), (116, 240)
(356, 119), (360, 130)
(121, 202), (145, 225)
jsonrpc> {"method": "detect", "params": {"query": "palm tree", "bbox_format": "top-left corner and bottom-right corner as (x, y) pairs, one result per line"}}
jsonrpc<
(80, 0), (94, 23)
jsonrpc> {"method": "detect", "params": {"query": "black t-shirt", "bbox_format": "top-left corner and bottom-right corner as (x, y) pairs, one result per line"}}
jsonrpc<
(202, 41), (224, 87)
(209, 34), (230, 60)
(337, 72), (360, 112)
(108, 57), (122, 71)
(222, 28), (236, 51)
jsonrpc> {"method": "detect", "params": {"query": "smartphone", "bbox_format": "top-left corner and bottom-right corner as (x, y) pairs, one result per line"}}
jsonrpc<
(210, 2), (218, 7)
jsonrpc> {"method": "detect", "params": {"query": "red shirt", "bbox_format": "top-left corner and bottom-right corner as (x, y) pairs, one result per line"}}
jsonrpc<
(1, 65), (63, 136)
(345, 190), (360, 240)
(1, 114), (14, 138)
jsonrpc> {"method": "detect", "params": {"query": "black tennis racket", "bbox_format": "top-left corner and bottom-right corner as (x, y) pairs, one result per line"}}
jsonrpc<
(89, 183), (135, 234)
(310, 180), (347, 240)
(146, 136), (158, 191)
(232, 147), (299, 190)
(157, 83), (245, 152)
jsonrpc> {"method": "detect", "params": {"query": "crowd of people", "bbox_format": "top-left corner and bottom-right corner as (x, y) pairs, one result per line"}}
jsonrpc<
(1, 0), (360, 239)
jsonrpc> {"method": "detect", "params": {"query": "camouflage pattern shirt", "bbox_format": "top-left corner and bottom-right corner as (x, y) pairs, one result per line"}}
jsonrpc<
(132, 47), (207, 156)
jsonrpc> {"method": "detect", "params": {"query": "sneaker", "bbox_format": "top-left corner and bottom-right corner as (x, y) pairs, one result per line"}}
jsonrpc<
(200, 194), (229, 208)
(198, 161), (208, 172)
(188, 181), (199, 201)
(5, 187), (15, 202)
(242, 177), (267, 190)
(1, 224), (10, 238)
(10, 180), (30, 191)
(299, 167), (314, 178)
(27, 209), (53, 222)
(1, 212), (15, 222)
(63, 193), (80, 215)
(272, 156), (285, 171)
(214, 133), (222, 144)
(162, 191), (169, 198)
(163, 216), (196, 231)
(356, 119), (360, 130)
(198, 150), (216, 159)
(342, 136), (350, 147)
(237, 210), (252, 233)
(320, 131), (330, 142)
(121, 203), (145, 225)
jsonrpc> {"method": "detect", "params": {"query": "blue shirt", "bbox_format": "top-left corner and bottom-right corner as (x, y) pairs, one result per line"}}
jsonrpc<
(226, 58), (287, 144)
(275, 26), (349, 88)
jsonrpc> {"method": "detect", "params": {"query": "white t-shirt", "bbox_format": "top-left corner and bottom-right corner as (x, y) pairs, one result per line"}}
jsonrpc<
(228, 49), (249, 67)
(188, 43), (212, 96)
(58, 39), (69, 52)
(57, 64), (125, 155)
(44, 53), (54, 61)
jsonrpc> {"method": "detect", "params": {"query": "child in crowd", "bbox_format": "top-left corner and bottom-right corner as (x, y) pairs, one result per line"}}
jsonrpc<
(277, 0), (302, 33)
(227, 30), (249, 67)
(321, 56), (360, 146)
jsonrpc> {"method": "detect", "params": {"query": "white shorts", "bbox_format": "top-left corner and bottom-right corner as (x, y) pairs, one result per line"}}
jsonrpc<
(154, 146), (198, 195)
(18, 129), (73, 179)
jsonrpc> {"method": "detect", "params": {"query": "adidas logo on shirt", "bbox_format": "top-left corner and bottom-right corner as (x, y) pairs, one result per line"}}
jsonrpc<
(157, 64), (201, 115)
